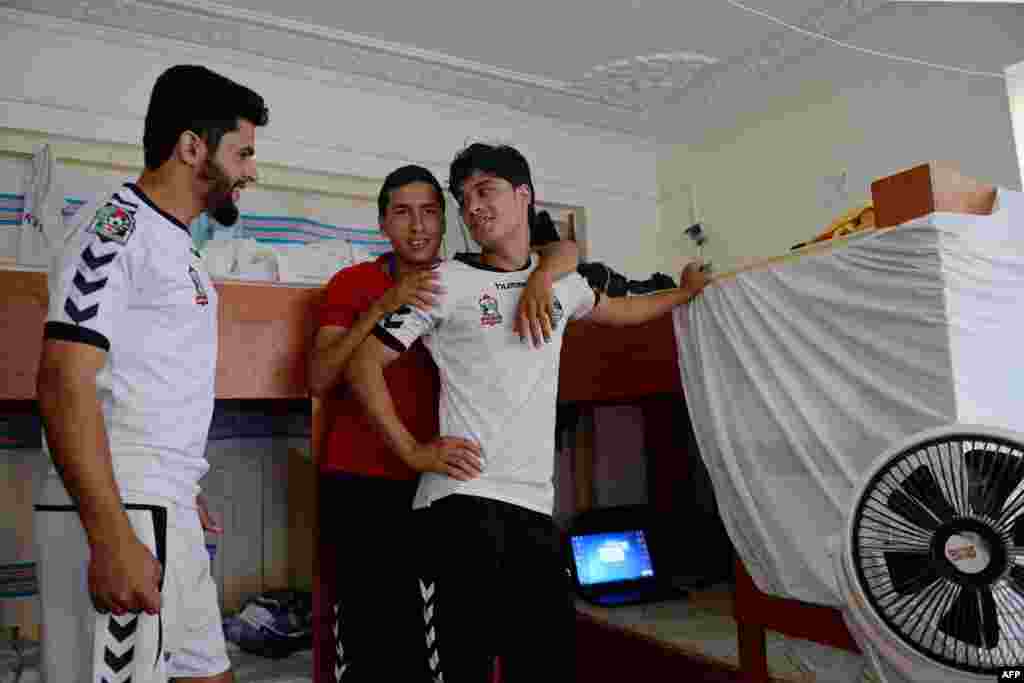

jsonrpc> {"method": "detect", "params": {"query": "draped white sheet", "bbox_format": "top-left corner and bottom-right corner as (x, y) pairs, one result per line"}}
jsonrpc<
(674, 189), (1024, 679)
(675, 188), (1024, 606)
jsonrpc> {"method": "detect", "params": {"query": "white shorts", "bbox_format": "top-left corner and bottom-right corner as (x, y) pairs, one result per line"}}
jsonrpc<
(34, 483), (230, 682)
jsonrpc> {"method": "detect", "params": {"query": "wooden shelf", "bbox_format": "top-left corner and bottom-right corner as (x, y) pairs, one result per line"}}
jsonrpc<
(0, 272), (323, 401)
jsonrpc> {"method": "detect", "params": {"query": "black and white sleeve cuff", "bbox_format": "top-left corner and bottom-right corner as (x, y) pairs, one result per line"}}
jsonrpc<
(43, 321), (111, 352)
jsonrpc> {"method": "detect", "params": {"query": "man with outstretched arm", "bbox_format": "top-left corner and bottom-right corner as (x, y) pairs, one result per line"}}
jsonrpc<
(308, 163), (580, 681)
(345, 142), (708, 682)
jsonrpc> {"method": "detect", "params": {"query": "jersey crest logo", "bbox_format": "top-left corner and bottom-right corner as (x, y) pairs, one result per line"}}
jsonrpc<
(550, 297), (564, 328)
(479, 293), (502, 327)
(381, 305), (413, 329)
(188, 265), (209, 306)
(89, 203), (136, 245)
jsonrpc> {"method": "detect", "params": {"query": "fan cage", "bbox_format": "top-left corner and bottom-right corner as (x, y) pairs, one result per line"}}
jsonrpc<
(849, 432), (1024, 676)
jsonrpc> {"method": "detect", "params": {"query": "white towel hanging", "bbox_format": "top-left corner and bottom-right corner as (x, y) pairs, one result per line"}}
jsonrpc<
(18, 143), (64, 268)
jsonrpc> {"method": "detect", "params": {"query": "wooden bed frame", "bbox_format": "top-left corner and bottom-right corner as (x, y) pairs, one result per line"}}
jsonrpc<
(0, 161), (999, 681)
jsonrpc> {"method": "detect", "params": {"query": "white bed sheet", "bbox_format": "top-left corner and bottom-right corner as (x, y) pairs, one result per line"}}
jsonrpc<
(674, 188), (1024, 682)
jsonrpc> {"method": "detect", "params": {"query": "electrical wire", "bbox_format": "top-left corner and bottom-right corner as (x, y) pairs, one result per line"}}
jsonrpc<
(724, 0), (1008, 79)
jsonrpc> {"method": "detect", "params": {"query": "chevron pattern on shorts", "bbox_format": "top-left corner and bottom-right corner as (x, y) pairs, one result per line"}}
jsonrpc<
(99, 613), (138, 683)
(333, 601), (349, 681)
(421, 578), (443, 683)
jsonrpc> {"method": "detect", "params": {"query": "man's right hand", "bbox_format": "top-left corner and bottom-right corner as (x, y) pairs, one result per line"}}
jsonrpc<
(375, 268), (444, 316)
(407, 436), (484, 481)
(88, 535), (163, 616)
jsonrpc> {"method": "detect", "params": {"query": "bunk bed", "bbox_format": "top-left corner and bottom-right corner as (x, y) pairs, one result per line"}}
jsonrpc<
(0, 161), (1001, 682)
(559, 161), (1003, 683)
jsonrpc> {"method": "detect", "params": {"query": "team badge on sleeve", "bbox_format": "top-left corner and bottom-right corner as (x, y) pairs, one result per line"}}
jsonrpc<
(89, 203), (136, 245)
(479, 294), (502, 327)
(188, 265), (209, 306)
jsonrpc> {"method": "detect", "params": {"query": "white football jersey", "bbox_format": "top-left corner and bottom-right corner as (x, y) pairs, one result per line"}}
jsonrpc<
(374, 254), (595, 515)
(43, 184), (218, 506)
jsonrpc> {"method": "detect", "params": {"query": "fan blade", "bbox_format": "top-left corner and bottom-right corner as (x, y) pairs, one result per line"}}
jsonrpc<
(901, 464), (956, 524)
(965, 449), (1024, 519)
(887, 477), (944, 533)
(938, 587), (1001, 649)
(884, 551), (939, 594)
(979, 587), (1000, 650)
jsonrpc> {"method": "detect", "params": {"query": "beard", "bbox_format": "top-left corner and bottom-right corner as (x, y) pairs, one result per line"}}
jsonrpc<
(200, 158), (241, 226)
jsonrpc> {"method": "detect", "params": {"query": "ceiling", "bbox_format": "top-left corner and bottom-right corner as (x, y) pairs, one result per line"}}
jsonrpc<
(204, 0), (814, 86)
(6, 0), (1023, 141)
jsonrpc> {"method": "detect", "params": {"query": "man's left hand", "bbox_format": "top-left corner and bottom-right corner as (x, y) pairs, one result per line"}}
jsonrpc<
(197, 493), (223, 534)
(514, 269), (555, 348)
(680, 260), (711, 299)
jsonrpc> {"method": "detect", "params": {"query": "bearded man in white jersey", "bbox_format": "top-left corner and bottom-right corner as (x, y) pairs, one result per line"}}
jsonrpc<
(345, 142), (709, 682)
(34, 64), (267, 683)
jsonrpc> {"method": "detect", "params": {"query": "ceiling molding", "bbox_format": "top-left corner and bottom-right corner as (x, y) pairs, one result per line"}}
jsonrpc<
(7, 0), (888, 141)
(0, 5), (660, 151)
(0, 10), (662, 204)
(140, 0), (584, 94)
(6, 0), (659, 135)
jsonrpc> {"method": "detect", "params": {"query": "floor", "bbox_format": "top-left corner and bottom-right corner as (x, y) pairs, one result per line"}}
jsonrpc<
(6, 584), (874, 683)
(575, 582), (870, 683)
(2, 640), (316, 683)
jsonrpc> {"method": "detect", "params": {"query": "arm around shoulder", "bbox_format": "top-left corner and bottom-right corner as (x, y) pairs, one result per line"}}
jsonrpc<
(534, 240), (579, 280)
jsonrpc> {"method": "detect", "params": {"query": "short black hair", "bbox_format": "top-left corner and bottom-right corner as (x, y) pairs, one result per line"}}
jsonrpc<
(378, 165), (446, 219)
(448, 143), (535, 224)
(143, 64), (269, 170)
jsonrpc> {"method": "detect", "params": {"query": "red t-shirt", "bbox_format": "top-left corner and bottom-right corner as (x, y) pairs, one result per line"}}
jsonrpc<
(317, 256), (440, 479)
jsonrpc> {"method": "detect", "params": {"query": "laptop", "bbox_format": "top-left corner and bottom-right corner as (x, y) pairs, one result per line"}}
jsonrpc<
(567, 507), (682, 607)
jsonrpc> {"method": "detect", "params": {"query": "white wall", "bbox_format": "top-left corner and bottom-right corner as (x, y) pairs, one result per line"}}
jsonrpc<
(1009, 60), (1024, 190)
(658, 5), (1024, 272)
(0, 8), (665, 277)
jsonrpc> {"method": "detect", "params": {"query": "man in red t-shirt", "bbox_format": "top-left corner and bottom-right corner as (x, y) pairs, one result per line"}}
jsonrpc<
(308, 164), (578, 682)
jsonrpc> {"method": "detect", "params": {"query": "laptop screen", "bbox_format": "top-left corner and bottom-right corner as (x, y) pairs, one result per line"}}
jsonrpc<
(570, 529), (655, 586)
